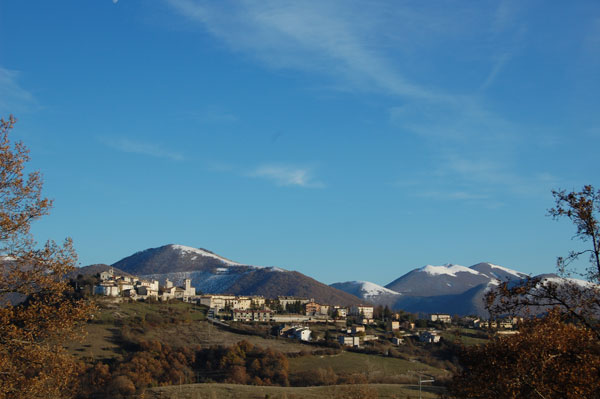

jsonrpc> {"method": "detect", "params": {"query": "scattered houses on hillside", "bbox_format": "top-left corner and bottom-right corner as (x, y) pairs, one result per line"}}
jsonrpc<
(93, 268), (195, 301)
(90, 268), (511, 347)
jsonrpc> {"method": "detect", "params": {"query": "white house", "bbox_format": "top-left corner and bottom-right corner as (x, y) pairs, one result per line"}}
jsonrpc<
(293, 327), (312, 342)
(99, 270), (114, 281)
(419, 331), (441, 343)
(232, 309), (272, 322)
(277, 296), (310, 308)
(333, 306), (347, 318)
(338, 335), (360, 347)
(350, 305), (374, 319)
(430, 314), (452, 323)
(93, 282), (119, 296)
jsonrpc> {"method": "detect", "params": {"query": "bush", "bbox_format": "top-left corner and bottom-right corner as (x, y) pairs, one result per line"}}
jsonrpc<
(108, 375), (136, 398)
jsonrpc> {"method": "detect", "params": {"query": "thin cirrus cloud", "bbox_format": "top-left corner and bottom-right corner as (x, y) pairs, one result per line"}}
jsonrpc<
(102, 137), (185, 161)
(249, 164), (324, 188)
(164, 0), (445, 101)
(164, 1), (566, 200)
(0, 66), (36, 113)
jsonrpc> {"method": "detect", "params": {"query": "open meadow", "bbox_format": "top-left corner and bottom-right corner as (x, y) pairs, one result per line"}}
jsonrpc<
(145, 383), (443, 399)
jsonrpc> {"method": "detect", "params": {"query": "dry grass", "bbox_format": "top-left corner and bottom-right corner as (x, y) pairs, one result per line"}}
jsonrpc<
(288, 351), (449, 384)
(66, 299), (315, 361)
(438, 328), (489, 346)
(144, 383), (443, 399)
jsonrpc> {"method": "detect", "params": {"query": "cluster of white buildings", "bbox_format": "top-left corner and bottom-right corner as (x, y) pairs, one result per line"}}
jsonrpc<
(278, 325), (312, 341)
(199, 294), (376, 325)
(199, 294), (266, 311)
(93, 268), (196, 301)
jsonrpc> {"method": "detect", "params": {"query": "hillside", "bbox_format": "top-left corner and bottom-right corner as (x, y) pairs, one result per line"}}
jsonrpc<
(112, 244), (245, 274)
(226, 269), (362, 306)
(70, 263), (133, 278)
(108, 244), (362, 305)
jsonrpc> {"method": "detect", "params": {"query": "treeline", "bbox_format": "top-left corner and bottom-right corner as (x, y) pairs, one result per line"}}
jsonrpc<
(77, 340), (289, 398)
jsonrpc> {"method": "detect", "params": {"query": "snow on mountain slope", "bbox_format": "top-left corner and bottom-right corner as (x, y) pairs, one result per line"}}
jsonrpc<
(169, 244), (242, 266)
(469, 262), (527, 281)
(359, 281), (400, 297)
(142, 269), (250, 294)
(539, 275), (596, 288)
(330, 281), (400, 301)
(385, 264), (491, 296)
(421, 264), (481, 277)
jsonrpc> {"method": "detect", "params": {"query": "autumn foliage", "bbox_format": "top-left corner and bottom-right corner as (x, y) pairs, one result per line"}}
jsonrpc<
(79, 340), (290, 397)
(0, 116), (93, 399)
(446, 310), (600, 398)
(447, 186), (600, 399)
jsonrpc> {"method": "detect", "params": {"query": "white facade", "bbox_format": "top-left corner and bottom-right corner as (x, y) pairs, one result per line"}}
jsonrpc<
(277, 296), (310, 308)
(419, 331), (441, 343)
(350, 305), (374, 319)
(430, 314), (452, 323)
(338, 335), (360, 347)
(94, 283), (119, 296)
(293, 327), (311, 341)
(334, 306), (347, 317)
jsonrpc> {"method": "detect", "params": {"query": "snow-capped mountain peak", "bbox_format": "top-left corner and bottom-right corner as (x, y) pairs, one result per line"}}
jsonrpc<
(485, 263), (524, 278)
(355, 281), (400, 297)
(419, 264), (481, 277)
(469, 262), (528, 280)
(169, 244), (241, 266)
(329, 280), (401, 301)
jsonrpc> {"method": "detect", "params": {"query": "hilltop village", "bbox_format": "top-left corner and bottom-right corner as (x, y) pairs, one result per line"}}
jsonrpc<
(91, 268), (520, 348)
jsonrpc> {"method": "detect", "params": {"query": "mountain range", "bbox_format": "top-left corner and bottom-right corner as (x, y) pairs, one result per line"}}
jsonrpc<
(332, 262), (532, 316)
(79, 244), (559, 316)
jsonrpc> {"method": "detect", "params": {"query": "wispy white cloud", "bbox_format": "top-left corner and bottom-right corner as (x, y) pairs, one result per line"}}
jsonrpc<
(249, 164), (323, 188)
(102, 137), (185, 161)
(480, 52), (512, 90)
(0, 67), (36, 113)
(164, 1), (558, 201)
(165, 0), (449, 101)
(434, 152), (559, 198)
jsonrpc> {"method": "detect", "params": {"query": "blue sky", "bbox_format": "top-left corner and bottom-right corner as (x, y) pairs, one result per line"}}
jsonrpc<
(1, 1), (598, 285)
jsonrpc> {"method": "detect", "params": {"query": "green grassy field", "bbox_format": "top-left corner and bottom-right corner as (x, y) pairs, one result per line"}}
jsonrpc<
(145, 383), (443, 399)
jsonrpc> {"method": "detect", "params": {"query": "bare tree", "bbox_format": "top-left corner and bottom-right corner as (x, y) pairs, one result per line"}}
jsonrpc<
(447, 186), (600, 398)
